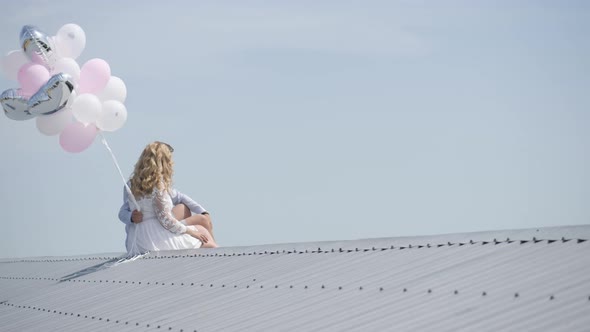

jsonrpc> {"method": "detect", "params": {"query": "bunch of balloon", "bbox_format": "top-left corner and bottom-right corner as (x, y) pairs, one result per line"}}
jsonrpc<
(0, 24), (128, 153)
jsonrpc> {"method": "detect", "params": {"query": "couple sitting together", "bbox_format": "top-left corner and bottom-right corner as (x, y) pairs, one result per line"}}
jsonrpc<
(118, 141), (218, 255)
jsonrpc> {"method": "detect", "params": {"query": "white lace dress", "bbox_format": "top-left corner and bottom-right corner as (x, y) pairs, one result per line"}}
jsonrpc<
(126, 187), (202, 255)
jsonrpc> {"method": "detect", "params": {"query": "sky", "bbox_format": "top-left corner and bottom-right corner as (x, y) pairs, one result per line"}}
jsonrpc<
(0, 0), (589, 258)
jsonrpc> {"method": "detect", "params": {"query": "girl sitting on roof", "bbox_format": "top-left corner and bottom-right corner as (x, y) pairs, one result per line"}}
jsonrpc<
(122, 141), (218, 255)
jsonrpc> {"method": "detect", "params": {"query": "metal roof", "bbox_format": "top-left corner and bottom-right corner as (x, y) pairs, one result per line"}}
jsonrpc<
(1, 225), (589, 331)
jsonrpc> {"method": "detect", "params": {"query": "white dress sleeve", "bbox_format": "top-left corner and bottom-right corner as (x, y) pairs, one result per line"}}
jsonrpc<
(152, 188), (187, 235)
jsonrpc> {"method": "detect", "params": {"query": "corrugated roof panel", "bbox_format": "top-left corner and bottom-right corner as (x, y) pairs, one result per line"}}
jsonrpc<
(0, 225), (589, 331)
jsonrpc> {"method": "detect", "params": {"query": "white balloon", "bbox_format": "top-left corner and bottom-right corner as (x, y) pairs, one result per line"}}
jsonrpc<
(55, 24), (86, 59)
(52, 58), (80, 83)
(1, 50), (29, 81)
(36, 107), (73, 136)
(72, 93), (101, 124)
(97, 76), (127, 102)
(97, 100), (127, 131)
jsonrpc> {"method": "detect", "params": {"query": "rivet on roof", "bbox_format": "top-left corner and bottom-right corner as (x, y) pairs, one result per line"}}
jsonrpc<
(454, 290), (458, 295)
(514, 293), (519, 298)
(549, 295), (554, 300)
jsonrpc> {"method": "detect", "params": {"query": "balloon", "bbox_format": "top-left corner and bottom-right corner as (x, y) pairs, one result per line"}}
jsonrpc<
(1, 73), (73, 121)
(17, 63), (50, 97)
(97, 76), (127, 102)
(36, 107), (73, 136)
(97, 100), (127, 131)
(71, 93), (101, 124)
(66, 90), (77, 108)
(78, 58), (111, 94)
(1, 50), (29, 81)
(59, 122), (98, 153)
(28, 73), (75, 116)
(55, 24), (86, 59)
(52, 58), (80, 84)
(20, 25), (58, 68)
(0, 89), (35, 121)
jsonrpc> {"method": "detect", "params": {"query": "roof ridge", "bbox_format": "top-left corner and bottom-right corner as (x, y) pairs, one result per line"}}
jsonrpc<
(1, 236), (586, 264)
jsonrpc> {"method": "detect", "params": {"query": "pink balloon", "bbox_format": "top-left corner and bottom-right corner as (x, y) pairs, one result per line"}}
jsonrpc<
(17, 63), (50, 96)
(59, 122), (98, 153)
(78, 58), (111, 94)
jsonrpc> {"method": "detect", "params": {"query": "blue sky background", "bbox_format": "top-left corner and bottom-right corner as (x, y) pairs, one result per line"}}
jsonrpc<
(1, 0), (588, 258)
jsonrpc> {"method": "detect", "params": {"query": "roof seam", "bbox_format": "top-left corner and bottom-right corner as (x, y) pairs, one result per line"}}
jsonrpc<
(0, 301), (194, 332)
(0, 237), (585, 264)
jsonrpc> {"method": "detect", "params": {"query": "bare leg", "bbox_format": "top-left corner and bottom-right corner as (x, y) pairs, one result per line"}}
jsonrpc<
(172, 204), (191, 220)
(172, 204), (216, 241)
(195, 225), (218, 248)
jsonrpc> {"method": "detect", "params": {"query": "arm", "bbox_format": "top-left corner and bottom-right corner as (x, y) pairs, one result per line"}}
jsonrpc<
(118, 185), (133, 226)
(170, 188), (207, 215)
(152, 188), (188, 234)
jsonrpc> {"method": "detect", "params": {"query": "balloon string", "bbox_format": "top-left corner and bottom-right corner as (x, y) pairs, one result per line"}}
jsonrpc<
(99, 131), (140, 212)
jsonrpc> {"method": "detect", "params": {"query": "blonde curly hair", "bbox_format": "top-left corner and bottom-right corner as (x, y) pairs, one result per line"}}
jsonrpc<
(130, 141), (174, 199)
